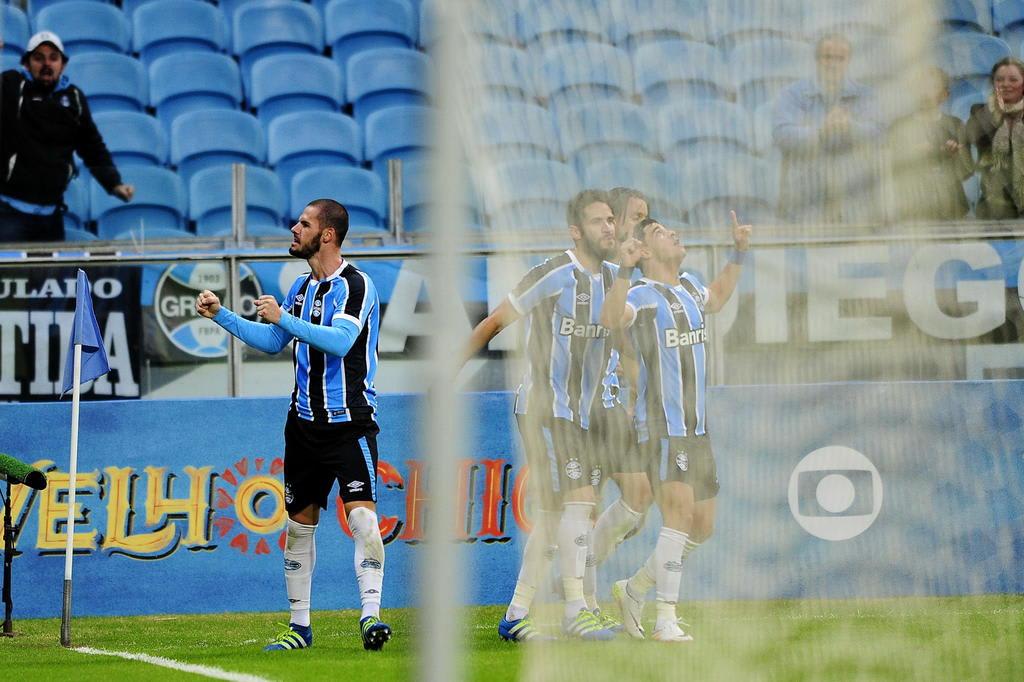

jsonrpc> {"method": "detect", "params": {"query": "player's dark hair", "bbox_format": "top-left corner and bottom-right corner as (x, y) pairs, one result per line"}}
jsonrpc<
(607, 187), (648, 222)
(566, 189), (610, 228)
(633, 217), (660, 243)
(308, 198), (349, 245)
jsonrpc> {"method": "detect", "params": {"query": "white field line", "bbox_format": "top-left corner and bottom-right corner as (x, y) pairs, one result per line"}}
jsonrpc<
(74, 646), (274, 682)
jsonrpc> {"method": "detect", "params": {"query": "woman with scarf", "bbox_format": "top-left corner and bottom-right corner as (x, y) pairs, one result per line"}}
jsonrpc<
(966, 57), (1024, 220)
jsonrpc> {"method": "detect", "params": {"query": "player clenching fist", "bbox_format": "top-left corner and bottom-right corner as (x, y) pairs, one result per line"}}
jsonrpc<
(254, 295), (283, 324)
(195, 290), (221, 319)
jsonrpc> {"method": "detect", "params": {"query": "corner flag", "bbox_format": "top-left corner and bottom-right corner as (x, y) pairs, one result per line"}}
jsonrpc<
(61, 269), (109, 396)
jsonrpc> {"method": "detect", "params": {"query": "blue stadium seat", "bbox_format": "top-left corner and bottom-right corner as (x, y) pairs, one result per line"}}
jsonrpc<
(469, 44), (536, 102)
(608, 0), (708, 49)
(133, 0), (228, 67)
(290, 167), (387, 232)
(941, 0), (985, 32)
(63, 176), (91, 234)
(582, 158), (684, 223)
(365, 105), (432, 184)
(539, 42), (634, 110)
(149, 52), (243, 134)
(325, 0), (416, 75)
(26, 0), (108, 20)
(90, 166), (188, 239)
(995, 0), (1024, 50)
(709, 0), (804, 50)
(92, 111), (168, 166)
(634, 39), (732, 105)
(658, 100), (756, 158)
(484, 159), (581, 231)
(520, 0), (606, 46)
(170, 110), (265, 184)
(938, 32), (1012, 101)
(64, 53), (147, 113)
(946, 91), (984, 122)
(1, 6), (29, 65)
(730, 38), (812, 110)
(470, 102), (561, 161)
(233, 0), (323, 91)
(268, 111), (361, 190)
(674, 152), (777, 228)
(557, 101), (657, 174)
(804, 4), (889, 41)
(189, 165), (286, 236)
(250, 54), (343, 126)
(347, 47), (431, 127)
(64, 226), (98, 241)
(398, 159), (482, 232)
(35, 1), (130, 55)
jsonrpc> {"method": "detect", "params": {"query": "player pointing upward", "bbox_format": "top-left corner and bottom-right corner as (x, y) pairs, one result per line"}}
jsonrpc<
(196, 199), (391, 652)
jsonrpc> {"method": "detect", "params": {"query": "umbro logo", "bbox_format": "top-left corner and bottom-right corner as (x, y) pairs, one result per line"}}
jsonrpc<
(664, 560), (683, 572)
(576, 293), (590, 303)
(295, 294), (305, 303)
(348, 480), (365, 492)
(670, 302), (683, 311)
(574, 534), (587, 547)
(360, 558), (382, 570)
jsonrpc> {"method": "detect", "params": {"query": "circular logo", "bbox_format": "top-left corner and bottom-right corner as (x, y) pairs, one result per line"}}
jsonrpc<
(154, 263), (262, 358)
(788, 446), (883, 541)
(675, 450), (689, 471)
(565, 458), (582, 481)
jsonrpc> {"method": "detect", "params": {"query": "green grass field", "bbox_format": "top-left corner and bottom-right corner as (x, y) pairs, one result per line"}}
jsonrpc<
(3, 595), (1022, 681)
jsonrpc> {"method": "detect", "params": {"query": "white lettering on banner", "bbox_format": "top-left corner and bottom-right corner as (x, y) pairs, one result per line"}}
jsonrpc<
(379, 260), (471, 353)
(0, 312), (30, 392)
(755, 249), (789, 342)
(28, 311), (72, 394)
(807, 245), (892, 342)
(92, 312), (139, 397)
(0, 277), (121, 300)
(904, 243), (1005, 339)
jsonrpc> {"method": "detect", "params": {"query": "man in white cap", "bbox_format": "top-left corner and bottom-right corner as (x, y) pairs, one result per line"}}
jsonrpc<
(0, 31), (134, 242)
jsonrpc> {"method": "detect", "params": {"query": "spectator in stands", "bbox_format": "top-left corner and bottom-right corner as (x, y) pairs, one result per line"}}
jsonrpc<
(966, 57), (1024, 220)
(889, 67), (972, 222)
(0, 31), (134, 242)
(772, 33), (884, 226)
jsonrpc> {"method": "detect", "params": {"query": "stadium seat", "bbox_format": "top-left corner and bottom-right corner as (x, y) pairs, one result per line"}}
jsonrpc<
(133, 0), (229, 67)
(995, 0), (1024, 50)
(557, 101), (657, 173)
(419, 0), (519, 48)
(1, 6), (29, 65)
(674, 152), (777, 228)
(291, 166), (387, 232)
(582, 158), (684, 223)
(34, 1), (130, 55)
(941, 0), (985, 32)
(250, 54), (343, 126)
(608, 0), (708, 49)
(233, 0), (323, 91)
(149, 52), (243, 134)
(946, 91), (984, 122)
(469, 102), (562, 161)
(63, 176), (91, 234)
(398, 159), (482, 232)
(520, 0), (606, 46)
(658, 100), (756, 158)
(64, 53), (147, 113)
(325, 0), (416, 75)
(539, 42), (634, 110)
(634, 39), (733, 105)
(189, 165), (286, 236)
(804, 3), (889, 42)
(365, 105), (432, 184)
(730, 38), (812, 110)
(347, 47), (431, 126)
(467, 44), (536, 102)
(483, 159), (581, 231)
(170, 109), (265, 184)
(25, 0), (107, 20)
(937, 33), (1012, 101)
(267, 111), (361, 190)
(89, 166), (188, 239)
(92, 111), (168, 166)
(709, 0), (805, 50)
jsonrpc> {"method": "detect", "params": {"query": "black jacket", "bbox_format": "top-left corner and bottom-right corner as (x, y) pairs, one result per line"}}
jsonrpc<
(0, 69), (122, 206)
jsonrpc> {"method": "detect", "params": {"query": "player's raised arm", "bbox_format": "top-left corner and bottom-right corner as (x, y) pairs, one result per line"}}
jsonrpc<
(460, 297), (521, 370)
(601, 237), (643, 330)
(196, 289), (293, 355)
(705, 210), (752, 313)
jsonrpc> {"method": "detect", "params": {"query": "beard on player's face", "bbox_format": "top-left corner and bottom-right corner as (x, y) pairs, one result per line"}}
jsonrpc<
(289, 232), (322, 260)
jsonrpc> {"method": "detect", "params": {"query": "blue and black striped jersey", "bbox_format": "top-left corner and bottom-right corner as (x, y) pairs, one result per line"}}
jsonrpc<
(508, 250), (618, 430)
(625, 272), (710, 440)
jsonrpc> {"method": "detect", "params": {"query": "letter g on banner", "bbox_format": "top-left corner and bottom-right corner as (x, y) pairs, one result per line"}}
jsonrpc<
(788, 446), (883, 541)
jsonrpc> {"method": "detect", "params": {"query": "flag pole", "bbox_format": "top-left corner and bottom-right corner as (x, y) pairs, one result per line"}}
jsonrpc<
(60, 342), (83, 648)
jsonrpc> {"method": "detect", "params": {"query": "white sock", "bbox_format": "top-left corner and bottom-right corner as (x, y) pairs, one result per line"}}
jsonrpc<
(349, 507), (385, 620)
(559, 502), (594, 620)
(651, 527), (688, 630)
(591, 498), (644, 565)
(506, 510), (559, 622)
(583, 545), (598, 611)
(284, 518), (317, 627)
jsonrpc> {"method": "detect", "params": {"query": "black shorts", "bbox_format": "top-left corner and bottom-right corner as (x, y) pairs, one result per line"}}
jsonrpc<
(589, 404), (646, 476)
(639, 434), (720, 502)
(283, 411), (380, 513)
(515, 413), (597, 511)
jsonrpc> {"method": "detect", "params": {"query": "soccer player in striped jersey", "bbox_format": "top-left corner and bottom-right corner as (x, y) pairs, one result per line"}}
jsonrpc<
(195, 199), (391, 652)
(602, 211), (752, 642)
(463, 189), (621, 641)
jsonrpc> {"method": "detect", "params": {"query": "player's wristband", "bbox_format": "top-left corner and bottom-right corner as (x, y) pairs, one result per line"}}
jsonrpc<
(727, 249), (748, 266)
(617, 265), (635, 280)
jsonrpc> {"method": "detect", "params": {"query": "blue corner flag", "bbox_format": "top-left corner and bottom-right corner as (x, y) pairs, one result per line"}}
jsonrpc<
(61, 269), (110, 396)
